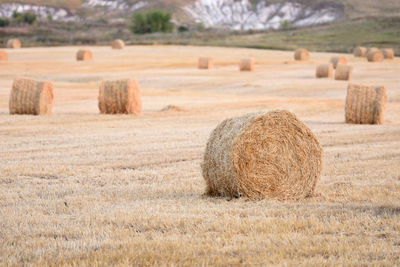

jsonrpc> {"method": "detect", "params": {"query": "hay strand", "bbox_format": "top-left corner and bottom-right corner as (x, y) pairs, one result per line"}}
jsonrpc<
(112, 39), (125, 49)
(0, 50), (8, 61)
(239, 58), (254, 71)
(202, 110), (323, 200)
(353, 47), (367, 57)
(316, 63), (333, 78)
(7, 39), (21, 49)
(76, 50), (93, 61)
(330, 56), (347, 69)
(345, 83), (387, 125)
(9, 78), (54, 115)
(198, 57), (213, 69)
(294, 48), (309, 61)
(335, 64), (353, 81)
(98, 79), (141, 115)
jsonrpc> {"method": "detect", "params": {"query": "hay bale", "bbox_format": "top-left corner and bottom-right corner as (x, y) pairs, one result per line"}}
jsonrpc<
(112, 39), (125, 49)
(0, 50), (8, 61)
(76, 50), (93, 61)
(381, 48), (394, 59)
(201, 110), (323, 200)
(198, 57), (213, 69)
(9, 78), (54, 115)
(335, 64), (353, 81)
(239, 58), (254, 71)
(367, 47), (378, 54)
(316, 63), (333, 78)
(329, 56), (347, 69)
(294, 48), (309, 61)
(353, 46), (367, 57)
(367, 50), (384, 62)
(98, 79), (141, 115)
(345, 83), (386, 125)
(7, 39), (21, 49)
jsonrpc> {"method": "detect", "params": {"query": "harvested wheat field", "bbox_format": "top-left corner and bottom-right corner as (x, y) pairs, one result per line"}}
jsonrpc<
(0, 45), (399, 266)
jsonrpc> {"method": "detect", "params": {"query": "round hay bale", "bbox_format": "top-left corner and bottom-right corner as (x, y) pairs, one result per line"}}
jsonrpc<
(98, 79), (141, 115)
(294, 48), (309, 61)
(329, 56), (347, 69)
(198, 57), (213, 69)
(239, 58), (254, 71)
(0, 50), (8, 61)
(316, 63), (333, 78)
(7, 39), (21, 49)
(112, 39), (125, 49)
(345, 83), (386, 125)
(76, 50), (93, 61)
(353, 46), (367, 57)
(201, 110), (323, 200)
(381, 48), (394, 59)
(335, 64), (353, 81)
(9, 78), (54, 115)
(367, 50), (384, 62)
(367, 47), (378, 54)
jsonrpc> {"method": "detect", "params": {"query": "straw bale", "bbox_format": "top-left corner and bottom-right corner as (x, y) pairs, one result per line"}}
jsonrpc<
(7, 39), (21, 49)
(239, 58), (254, 71)
(76, 50), (93, 61)
(198, 57), (213, 69)
(316, 63), (333, 78)
(294, 49), (309, 61)
(335, 64), (353, 81)
(330, 56), (347, 69)
(201, 110), (323, 200)
(112, 39), (125, 49)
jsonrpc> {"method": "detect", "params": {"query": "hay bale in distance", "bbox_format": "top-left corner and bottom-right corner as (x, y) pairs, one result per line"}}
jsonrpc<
(367, 50), (384, 62)
(345, 83), (387, 124)
(201, 110), (323, 200)
(98, 79), (141, 115)
(0, 50), (8, 61)
(294, 48), (309, 61)
(353, 46), (367, 57)
(330, 56), (347, 69)
(239, 58), (254, 71)
(316, 63), (333, 78)
(9, 78), (54, 115)
(112, 39), (125, 49)
(335, 64), (353, 81)
(7, 39), (21, 49)
(76, 50), (93, 61)
(381, 49), (394, 59)
(198, 57), (213, 69)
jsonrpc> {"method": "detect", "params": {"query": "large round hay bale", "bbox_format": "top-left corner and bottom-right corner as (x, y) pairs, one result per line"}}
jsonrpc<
(9, 78), (54, 115)
(112, 39), (125, 49)
(201, 110), (323, 200)
(98, 79), (141, 115)
(329, 56), (347, 69)
(76, 50), (93, 61)
(345, 83), (386, 125)
(367, 50), (384, 62)
(0, 50), (8, 61)
(335, 64), (353, 81)
(353, 46), (367, 57)
(198, 57), (213, 69)
(316, 63), (333, 78)
(239, 58), (254, 71)
(381, 48), (394, 59)
(294, 48), (309, 61)
(7, 39), (21, 49)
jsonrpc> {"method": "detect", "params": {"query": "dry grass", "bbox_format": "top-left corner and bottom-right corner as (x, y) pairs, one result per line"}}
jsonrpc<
(0, 45), (399, 266)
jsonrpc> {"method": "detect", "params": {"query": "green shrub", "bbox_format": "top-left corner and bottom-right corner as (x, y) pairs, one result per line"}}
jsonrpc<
(131, 10), (174, 34)
(0, 17), (10, 27)
(178, 25), (189, 32)
(12, 11), (37, 25)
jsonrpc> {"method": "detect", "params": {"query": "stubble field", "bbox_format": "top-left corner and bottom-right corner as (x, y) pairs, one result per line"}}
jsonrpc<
(0, 45), (399, 266)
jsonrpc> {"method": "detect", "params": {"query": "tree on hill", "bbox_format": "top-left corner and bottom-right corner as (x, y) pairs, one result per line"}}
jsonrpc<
(131, 10), (174, 34)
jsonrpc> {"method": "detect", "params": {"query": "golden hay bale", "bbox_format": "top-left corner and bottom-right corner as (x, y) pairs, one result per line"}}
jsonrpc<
(367, 50), (384, 62)
(335, 64), (353, 81)
(367, 47), (378, 54)
(0, 50), (8, 61)
(198, 57), (213, 69)
(294, 48), (309, 61)
(9, 78), (54, 115)
(329, 56), (347, 69)
(316, 63), (333, 78)
(345, 83), (387, 125)
(7, 39), (21, 49)
(76, 50), (93, 61)
(201, 110), (323, 200)
(353, 46), (367, 57)
(98, 79), (141, 115)
(239, 58), (254, 71)
(112, 39), (125, 49)
(381, 48), (394, 59)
